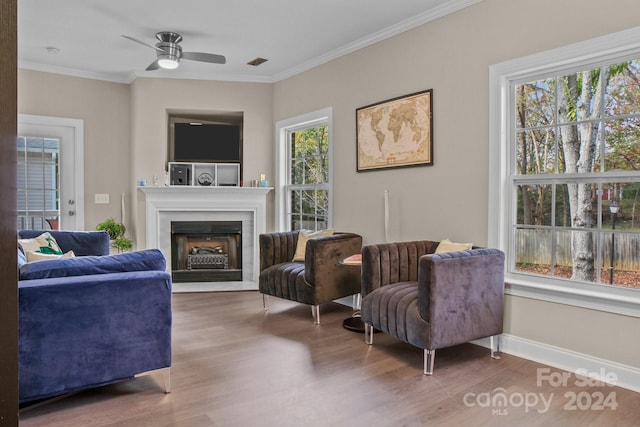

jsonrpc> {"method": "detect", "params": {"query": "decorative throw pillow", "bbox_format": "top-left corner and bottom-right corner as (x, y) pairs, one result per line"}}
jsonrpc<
(25, 250), (75, 263)
(18, 232), (63, 256)
(292, 229), (335, 262)
(435, 238), (472, 253)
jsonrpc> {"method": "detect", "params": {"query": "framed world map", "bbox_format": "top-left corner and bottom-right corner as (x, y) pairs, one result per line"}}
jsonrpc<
(356, 89), (433, 171)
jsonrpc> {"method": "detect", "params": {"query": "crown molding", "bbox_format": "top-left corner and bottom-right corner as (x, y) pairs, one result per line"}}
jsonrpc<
(18, 60), (135, 84)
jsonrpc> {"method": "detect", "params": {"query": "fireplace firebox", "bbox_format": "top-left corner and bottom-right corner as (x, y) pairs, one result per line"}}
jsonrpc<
(171, 221), (242, 283)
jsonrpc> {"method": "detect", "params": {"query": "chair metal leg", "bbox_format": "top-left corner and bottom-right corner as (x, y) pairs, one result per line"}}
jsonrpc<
(490, 334), (501, 360)
(364, 323), (374, 345)
(311, 305), (320, 324)
(135, 367), (171, 393)
(262, 294), (269, 311)
(159, 367), (171, 393)
(353, 293), (361, 310)
(424, 349), (435, 375)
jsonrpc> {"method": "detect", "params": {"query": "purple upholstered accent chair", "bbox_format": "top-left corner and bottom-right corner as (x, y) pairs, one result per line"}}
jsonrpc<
(360, 240), (505, 375)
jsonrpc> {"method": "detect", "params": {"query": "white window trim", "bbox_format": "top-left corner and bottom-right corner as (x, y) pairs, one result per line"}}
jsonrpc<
(489, 26), (640, 318)
(274, 107), (333, 231)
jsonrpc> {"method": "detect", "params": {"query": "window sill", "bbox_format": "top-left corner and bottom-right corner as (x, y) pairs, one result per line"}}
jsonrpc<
(505, 274), (640, 318)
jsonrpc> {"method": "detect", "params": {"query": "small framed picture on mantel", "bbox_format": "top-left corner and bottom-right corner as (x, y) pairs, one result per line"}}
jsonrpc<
(356, 89), (433, 171)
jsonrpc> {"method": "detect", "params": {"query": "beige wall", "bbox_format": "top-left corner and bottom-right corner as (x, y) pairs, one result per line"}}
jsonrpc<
(272, 0), (640, 367)
(18, 70), (131, 231)
(129, 78), (274, 246)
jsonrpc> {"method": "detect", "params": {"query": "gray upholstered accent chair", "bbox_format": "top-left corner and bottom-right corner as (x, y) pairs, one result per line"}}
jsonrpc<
(360, 240), (505, 375)
(259, 231), (363, 324)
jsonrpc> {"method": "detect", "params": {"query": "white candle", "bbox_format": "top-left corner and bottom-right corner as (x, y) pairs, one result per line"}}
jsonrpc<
(384, 190), (389, 242)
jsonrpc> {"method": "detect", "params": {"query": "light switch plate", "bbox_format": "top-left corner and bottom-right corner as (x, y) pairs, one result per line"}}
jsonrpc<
(95, 193), (110, 204)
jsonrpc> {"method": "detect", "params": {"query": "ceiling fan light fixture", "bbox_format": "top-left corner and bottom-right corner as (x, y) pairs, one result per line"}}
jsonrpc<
(156, 41), (182, 69)
(123, 32), (225, 71)
(158, 55), (180, 69)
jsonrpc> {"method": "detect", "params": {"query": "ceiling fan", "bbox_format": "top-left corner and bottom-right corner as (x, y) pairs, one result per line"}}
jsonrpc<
(122, 31), (226, 71)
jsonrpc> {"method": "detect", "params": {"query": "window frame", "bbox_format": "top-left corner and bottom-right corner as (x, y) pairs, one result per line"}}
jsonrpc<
(275, 107), (333, 232)
(489, 26), (640, 317)
(17, 136), (61, 230)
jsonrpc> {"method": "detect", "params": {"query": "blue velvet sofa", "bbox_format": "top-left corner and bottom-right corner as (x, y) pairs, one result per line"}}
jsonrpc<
(17, 230), (172, 403)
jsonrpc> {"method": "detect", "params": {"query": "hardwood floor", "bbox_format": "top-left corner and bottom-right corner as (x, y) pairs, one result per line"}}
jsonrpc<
(20, 291), (640, 426)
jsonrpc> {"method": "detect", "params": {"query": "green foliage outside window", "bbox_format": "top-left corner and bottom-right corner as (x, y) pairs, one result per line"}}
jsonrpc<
(514, 59), (640, 287)
(289, 126), (329, 231)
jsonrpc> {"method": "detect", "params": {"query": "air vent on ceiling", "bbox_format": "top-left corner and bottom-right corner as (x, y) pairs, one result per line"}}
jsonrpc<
(247, 57), (268, 67)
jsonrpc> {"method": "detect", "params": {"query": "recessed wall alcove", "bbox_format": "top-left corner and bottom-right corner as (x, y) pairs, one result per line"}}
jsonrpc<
(167, 109), (243, 161)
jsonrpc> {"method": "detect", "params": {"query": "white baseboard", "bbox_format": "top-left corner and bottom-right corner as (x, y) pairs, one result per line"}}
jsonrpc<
(473, 334), (640, 393)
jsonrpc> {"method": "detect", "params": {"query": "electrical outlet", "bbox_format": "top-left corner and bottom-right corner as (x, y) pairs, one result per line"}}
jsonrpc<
(95, 193), (110, 204)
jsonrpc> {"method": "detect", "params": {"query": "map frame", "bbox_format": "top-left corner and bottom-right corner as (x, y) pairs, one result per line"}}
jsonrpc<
(356, 89), (433, 172)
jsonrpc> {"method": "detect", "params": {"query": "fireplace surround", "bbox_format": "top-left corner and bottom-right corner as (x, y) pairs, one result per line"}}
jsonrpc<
(139, 186), (271, 292)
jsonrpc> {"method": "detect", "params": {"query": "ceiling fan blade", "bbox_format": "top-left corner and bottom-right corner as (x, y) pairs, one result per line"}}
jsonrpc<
(121, 35), (166, 53)
(146, 60), (160, 71)
(182, 52), (226, 64)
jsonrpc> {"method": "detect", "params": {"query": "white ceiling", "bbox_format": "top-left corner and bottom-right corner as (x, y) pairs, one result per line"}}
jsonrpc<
(18, 0), (479, 84)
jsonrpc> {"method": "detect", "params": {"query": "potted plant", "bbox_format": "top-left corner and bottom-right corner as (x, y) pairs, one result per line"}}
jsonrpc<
(96, 217), (133, 252)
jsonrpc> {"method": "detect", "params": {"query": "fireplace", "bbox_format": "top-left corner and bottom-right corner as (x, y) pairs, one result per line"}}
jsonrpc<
(171, 221), (242, 283)
(139, 186), (271, 292)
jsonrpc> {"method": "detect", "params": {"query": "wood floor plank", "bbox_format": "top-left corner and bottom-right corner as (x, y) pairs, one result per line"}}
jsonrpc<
(19, 291), (640, 426)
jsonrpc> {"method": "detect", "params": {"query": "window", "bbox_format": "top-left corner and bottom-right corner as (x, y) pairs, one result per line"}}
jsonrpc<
(275, 108), (333, 231)
(17, 136), (60, 230)
(489, 28), (640, 316)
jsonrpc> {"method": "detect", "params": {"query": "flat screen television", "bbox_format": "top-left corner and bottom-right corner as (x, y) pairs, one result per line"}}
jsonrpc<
(173, 123), (241, 163)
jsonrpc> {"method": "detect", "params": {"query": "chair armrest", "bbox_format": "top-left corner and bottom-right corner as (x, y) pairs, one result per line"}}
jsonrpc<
(304, 233), (363, 297)
(418, 248), (505, 349)
(361, 240), (439, 297)
(259, 231), (300, 270)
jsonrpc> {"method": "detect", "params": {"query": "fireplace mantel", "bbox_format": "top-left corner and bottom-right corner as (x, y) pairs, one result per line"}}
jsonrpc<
(139, 186), (272, 292)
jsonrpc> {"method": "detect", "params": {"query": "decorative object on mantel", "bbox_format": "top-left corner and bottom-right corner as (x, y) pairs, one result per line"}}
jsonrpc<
(168, 162), (240, 187)
(96, 217), (132, 252)
(356, 89), (433, 171)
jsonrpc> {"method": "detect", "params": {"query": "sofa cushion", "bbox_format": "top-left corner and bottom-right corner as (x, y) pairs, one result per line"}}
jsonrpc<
(19, 249), (166, 280)
(26, 250), (75, 263)
(292, 229), (334, 261)
(18, 231), (63, 256)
